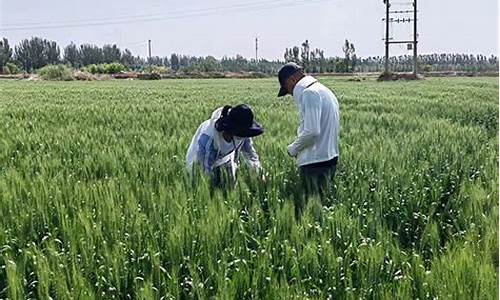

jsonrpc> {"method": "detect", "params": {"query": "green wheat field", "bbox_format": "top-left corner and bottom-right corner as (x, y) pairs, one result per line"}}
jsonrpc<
(0, 77), (498, 299)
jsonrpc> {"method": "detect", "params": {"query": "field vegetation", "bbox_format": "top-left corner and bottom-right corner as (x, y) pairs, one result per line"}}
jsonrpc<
(0, 77), (497, 299)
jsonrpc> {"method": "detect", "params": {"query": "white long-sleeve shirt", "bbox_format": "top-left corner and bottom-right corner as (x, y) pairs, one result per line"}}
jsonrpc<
(287, 75), (340, 166)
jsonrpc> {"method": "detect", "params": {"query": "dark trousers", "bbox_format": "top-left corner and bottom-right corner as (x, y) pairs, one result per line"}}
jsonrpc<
(211, 162), (236, 189)
(296, 157), (338, 215)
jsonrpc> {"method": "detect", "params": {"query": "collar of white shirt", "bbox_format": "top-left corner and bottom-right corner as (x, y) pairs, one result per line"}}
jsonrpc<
(292, 75), (317, 105)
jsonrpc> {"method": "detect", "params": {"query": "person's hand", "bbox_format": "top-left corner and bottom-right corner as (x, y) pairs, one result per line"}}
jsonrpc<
(260, 172), (267, 183)
(287, 145), (297, 158)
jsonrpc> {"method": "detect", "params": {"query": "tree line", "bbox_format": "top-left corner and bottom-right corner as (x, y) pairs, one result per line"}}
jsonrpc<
(357, 54), (499, 73)
(0, 36), (497, 74)
(284, 39), (358, 73)
(284, 39), (498, 73)
(0, 37), (283, 74)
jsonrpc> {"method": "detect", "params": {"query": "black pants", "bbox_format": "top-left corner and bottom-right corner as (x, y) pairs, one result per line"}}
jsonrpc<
(211, 162), (237, 189)
(294, 156), (338, 218)
(299, 156), (338, 198)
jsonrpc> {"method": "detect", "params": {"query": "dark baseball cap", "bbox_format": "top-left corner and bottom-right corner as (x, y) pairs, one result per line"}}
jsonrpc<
(277, 62), (302, 97)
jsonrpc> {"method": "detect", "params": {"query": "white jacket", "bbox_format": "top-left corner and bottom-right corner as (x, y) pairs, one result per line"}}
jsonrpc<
(287, 76), (340, 166)
(186, 107), (261, 176)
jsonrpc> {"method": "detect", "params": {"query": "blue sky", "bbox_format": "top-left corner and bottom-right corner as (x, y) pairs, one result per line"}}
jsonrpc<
(0, 0), (497, 59)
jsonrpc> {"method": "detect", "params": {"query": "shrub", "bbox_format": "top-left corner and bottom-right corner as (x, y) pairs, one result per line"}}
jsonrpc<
(83, 63), (127, 74)
(83, 64), (103, 74)
(2, 66), (10, 74)
(103, 62), (126, 74)
(421, 64), (433, 72)
(144, 65), (169, 74)
(38, 64), (74, 81)
(6, 62), (21, 74)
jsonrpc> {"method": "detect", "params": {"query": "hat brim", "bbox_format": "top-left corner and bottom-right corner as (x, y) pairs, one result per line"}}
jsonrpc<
(278, 86), (288, 97)
(223, 121), (264, 138)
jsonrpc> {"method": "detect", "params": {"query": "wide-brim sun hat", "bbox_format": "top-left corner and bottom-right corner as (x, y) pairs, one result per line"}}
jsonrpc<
(216, 104), (264, 138)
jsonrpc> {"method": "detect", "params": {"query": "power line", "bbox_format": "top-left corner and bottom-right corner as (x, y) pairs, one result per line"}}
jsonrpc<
(2, 0), (296, 27)
(382, 18), (415, 23)
(120, 40), (149, 47)
(390, 1), (413, 5)
(389, 10), (416, 14)
(0, 0), (335, 31)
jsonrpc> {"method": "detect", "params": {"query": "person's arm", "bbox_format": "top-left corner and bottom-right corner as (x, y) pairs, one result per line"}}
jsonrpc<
(196, 134), (218, 174)
(240, 138), (262, 171)
(287, 90), (322, 157)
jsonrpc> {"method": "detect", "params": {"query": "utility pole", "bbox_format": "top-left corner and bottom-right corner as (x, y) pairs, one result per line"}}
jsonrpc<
(413, 0), (418, 75)
(148, 39), (152, 64)
(384, 0), (390, 73)
(382, 0), (418, 75)
(255, 37), (258, 61)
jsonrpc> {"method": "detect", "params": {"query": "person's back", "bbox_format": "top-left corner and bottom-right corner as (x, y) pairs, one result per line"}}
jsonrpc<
(304, 81), (339, 164)
(290, 77), (340, 167)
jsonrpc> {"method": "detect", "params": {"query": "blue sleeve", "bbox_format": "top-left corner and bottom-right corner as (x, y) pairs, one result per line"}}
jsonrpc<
(197, 134), (217, 173)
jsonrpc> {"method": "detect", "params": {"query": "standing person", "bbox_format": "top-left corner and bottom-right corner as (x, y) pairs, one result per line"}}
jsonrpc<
(277, 62), (340, 198)
(186, 104), (264, 187)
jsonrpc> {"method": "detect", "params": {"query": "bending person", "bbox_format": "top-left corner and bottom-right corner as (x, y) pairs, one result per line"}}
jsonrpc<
(186, 104), (264, 187)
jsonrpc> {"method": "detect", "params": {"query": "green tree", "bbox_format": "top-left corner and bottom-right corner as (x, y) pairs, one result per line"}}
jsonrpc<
(162, 56), (170, 68)
(79, 44), (103, 66)
(292, 46), (300, 63)
(120, 49), (134, 69)
(310, 48), (325, 73)
(0, 38), (13, 68)
(170, 54), (180, 71)
(342, 39), (355, 72)
(147, 56), (163, 66)
(102, 44), (121, 63)
(45, 40), (60, 65)
(63, 42), (80, 68)
(284, 48), (295, 63)
(15, 37), (50, 71)
(301, 40), (310, 71)
(201, 56), (219, 72)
